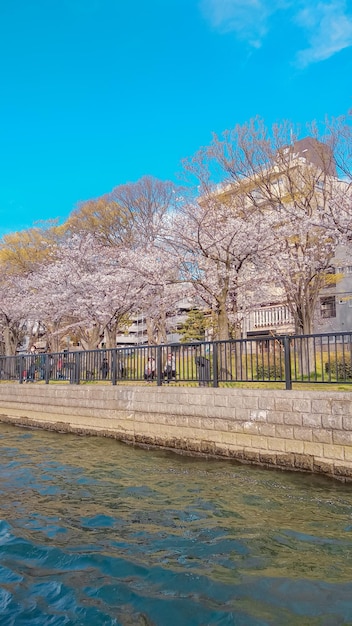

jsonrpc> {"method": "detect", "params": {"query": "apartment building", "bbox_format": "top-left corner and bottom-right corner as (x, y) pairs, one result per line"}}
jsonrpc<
(231, 137), (351, 337)
(115, 298), (196, 346)
(315, 245), (352, 334)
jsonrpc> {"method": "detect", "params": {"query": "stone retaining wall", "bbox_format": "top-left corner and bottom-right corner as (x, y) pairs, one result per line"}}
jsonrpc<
(0, 384), (352, 480)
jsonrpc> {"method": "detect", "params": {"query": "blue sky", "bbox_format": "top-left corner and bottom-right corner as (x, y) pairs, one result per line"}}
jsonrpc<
(1, 0), (351, 236)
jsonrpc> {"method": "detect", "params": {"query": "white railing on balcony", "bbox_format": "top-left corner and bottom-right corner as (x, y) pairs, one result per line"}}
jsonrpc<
(247, 304), (294, 331)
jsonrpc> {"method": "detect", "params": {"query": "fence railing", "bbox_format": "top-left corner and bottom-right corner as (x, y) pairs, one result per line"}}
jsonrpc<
(1, 332), (352, 390)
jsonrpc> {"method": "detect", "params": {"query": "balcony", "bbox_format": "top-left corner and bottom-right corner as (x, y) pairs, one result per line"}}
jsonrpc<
(245, 304), (294, 335)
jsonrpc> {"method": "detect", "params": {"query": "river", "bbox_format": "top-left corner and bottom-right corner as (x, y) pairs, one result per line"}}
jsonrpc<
(0, 422), (352, 625)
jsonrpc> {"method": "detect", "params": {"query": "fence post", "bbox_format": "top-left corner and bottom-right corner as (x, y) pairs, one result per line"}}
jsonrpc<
(157, 345), (163, 386)
(19, 355), (24, 384)
(111, 350), (117, 385)
(212, 343), (219, 388)
(75, 352), (81, 385)
(283, 335), (292, 390)
(45, 354), (50, 384)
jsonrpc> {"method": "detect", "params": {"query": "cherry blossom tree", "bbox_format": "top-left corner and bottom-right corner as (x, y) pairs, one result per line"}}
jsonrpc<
(66, 176), (184, 344)
(121, 245), (188, 345)
(0, 222), (65, 355)
(177, 126), (277, 342)
(24, 235), (142, 351)
(189, 116), (351, 336)
(0, 274), (31, 355)
(172, 198), (273, 341)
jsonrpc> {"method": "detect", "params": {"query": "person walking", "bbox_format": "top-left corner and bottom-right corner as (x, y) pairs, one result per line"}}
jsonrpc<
(26, 345), (37, 382)
(100, 356), (109, 380)
(164, 352), (176, 383)
(144, 356), (156, 382)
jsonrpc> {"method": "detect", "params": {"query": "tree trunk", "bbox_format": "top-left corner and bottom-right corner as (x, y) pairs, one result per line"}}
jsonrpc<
(105, 325), (118, 350)
(216, 297), (232, 381)
(295, 306), (314, 378)
(3, 325), (17, 356)
(79, 325), (102, 351)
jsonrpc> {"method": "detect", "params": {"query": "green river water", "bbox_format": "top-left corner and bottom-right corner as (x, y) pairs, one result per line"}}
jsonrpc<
(0, 421), (352, 625)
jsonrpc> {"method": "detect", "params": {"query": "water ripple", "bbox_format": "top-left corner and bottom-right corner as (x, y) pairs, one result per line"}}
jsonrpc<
(1, 422), (352, 624)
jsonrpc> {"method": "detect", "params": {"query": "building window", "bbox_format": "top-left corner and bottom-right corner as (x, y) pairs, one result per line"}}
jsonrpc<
(250, 187), (263, 202)
(336, 265), (352, 274)
(320, 296), (336, 318)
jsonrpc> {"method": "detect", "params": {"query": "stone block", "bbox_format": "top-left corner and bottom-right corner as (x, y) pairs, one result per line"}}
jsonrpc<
(243, 449), (260, 463)
(187, 417), (202, 429)
(242, 396), (259, 409)
(258, 423), (276, 437)
(258, 396), (276, 410)
(331, 400), (352, 416)
(214, 395), (228, 407)
(210, 407), (233, 420)
(274, 398), (293, 412)
(208, 430), (224, 444)
(313, 429), (332, 444)
(194, 394), (213, 407)
(322, 415), (343, 430)
(303, 441), (324, 457)
(259, 452), (277, 466)
(302, 413), (322, 428)
(236, 433), (252, 447)
(294, 454), (313, 471)
(292, 398), (311, 413)
(214, 444), (229, 457)
(201, 418), (215, 430)
(276, 452), (295, 468)
(333, 463), (352, 480)
(183, 428), (202, 441)
(200, 440), (216, 454)
(188, 440), (201, 453)
(249, 410), (267, 422)
(343, 416), (352, 430)
(311, 399), (332, 414)
(227, 446), (244, 460)
(227, 396), (244, 409)
(343, 447), (352, 463)
(230, 408), (250, 421)
(220, 431), (239, 446)
(212, 418), (229, 432)
(283, 413), (303, 426)
(251, 435), (268, 450)
(268, 412), (284, 424)
(323, 443), (345, 461)
(293, 426), (313, 442)
(333, 431), (352, 446)
(285, 439), (304, 454)
(275, 424), (294, 439)
(267, 437), (286, 452)
(313, 458), (333, 475)
(243, 421), (260, 434)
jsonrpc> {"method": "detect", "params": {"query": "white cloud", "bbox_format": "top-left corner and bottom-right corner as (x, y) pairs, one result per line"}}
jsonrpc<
(199, 0), (352, 65)
(295, 1), (352, 67)
(199, 0), (286, 47)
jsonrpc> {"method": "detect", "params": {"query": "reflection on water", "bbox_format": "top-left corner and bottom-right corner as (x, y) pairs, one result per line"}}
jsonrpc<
(0, 422), (352, 624)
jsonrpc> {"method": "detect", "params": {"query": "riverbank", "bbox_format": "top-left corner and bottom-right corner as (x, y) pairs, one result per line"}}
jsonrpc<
(1, 384), (352, 481)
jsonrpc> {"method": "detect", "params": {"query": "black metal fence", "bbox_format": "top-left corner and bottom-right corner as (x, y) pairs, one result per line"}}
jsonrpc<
(1, 331), (352, 389)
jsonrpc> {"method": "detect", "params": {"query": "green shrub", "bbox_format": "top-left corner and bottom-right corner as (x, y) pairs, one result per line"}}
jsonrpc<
(325, 358), (352, 380)
(256, 360), (284, 380)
